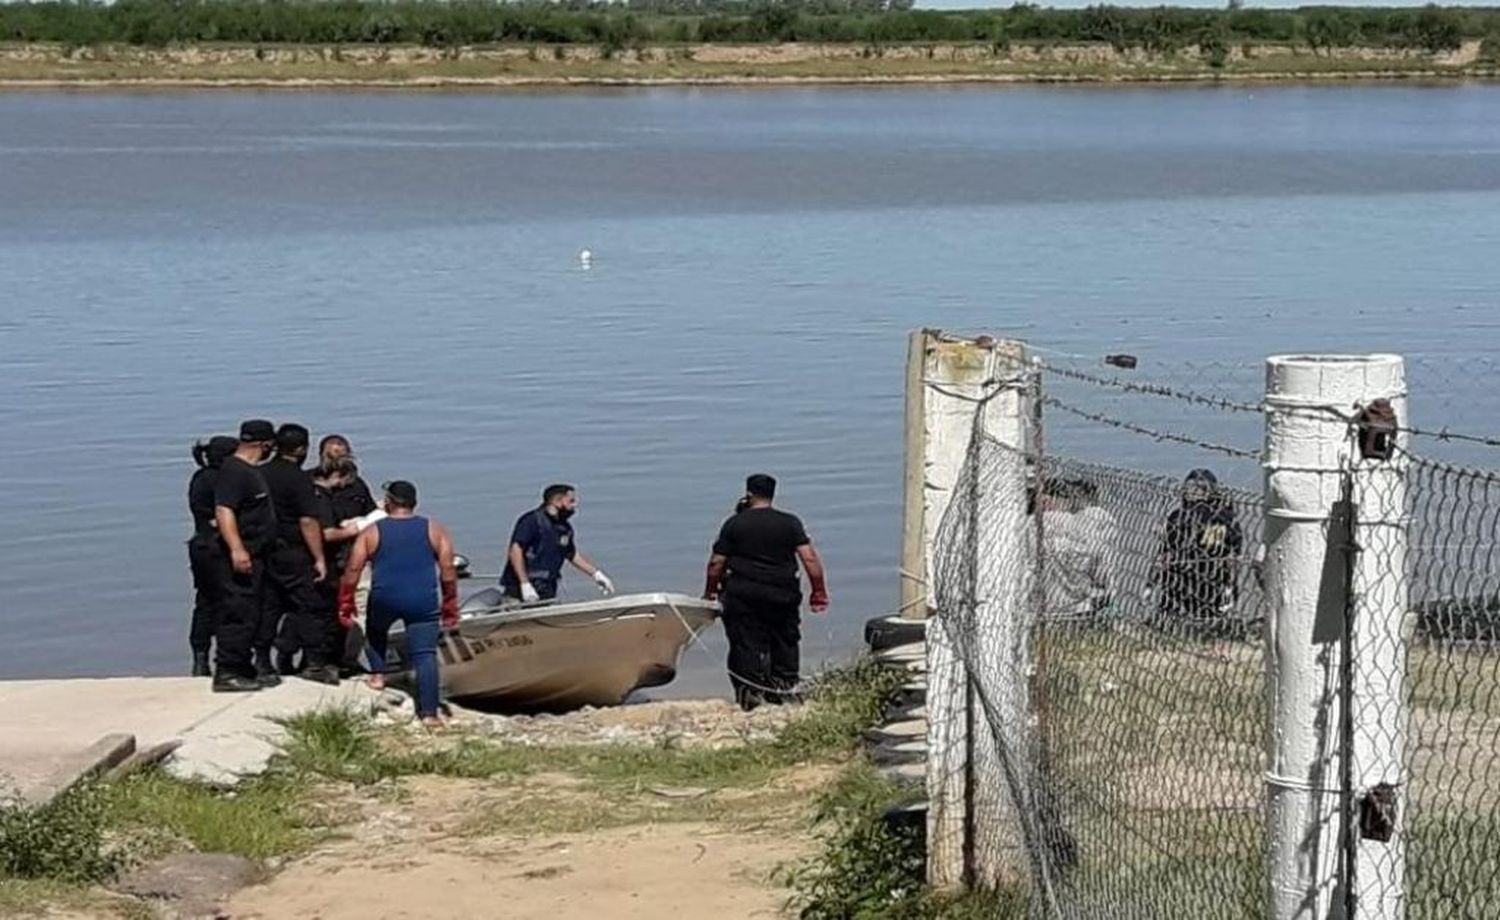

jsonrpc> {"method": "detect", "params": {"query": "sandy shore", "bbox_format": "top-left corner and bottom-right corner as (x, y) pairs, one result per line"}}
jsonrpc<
(2, 40), (1496, 88)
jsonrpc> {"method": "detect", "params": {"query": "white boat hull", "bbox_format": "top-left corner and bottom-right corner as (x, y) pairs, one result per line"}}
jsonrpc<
(382, 591), (720, 712)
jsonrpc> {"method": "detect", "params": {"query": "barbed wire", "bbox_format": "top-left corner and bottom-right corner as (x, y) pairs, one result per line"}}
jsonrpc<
(1041, 362), (1263, 414)
(1042, 396), (1263, 460)
(1040, 359), (1500, 451)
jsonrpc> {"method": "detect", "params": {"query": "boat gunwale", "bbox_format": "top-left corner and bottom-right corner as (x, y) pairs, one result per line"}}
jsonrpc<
(387, 591), (721, 636)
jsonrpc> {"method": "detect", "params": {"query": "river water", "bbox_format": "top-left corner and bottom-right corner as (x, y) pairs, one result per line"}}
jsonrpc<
(2, 85), (1499, 697)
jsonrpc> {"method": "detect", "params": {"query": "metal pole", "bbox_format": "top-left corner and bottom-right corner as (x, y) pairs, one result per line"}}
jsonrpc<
(1262, 354), (1406, 920)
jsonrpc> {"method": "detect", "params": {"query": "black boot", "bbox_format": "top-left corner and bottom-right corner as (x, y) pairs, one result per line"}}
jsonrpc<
(253, 650), (283, 688)
(275, 648), (298, 676)
(299, 664), (341, 686)
(213, 671), (262, 693)
(191, 651), (211, 678)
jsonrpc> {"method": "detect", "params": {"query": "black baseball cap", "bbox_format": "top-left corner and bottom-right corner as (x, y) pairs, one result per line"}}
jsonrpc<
(746, 473), (777, 499)
(239, 419), (275, 442)
(383, 480), (418, 508)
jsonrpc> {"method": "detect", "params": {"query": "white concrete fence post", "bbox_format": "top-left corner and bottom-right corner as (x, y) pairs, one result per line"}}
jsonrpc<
(1263, 354), (1409, 920)
(918, 331), (1031, 890)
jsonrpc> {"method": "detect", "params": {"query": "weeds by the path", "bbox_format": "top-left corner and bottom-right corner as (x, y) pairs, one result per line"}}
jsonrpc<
(0, 656), (912, 917)
(785, 762), (1029, 919)
(278, 657), (908, 794)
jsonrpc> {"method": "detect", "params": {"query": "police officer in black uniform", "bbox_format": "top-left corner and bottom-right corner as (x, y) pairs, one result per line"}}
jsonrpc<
(703, 474), (829, 711)
(1156, 468), (1244, 636)
(318, 434), (378, 526)
(310, 456), (362, 680)
(260, 424), (328, 683)
(212, 420), (279, 693)
(186, 435), (238, 677)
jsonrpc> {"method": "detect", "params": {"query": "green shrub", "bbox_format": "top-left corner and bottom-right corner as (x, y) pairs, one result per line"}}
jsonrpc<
(3, 2), (1498, 54)
(0, 785), (121, 883)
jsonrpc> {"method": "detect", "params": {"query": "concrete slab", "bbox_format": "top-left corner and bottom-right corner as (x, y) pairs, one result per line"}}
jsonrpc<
(0, 677), (384, 790)
(19, 732), (136, 806)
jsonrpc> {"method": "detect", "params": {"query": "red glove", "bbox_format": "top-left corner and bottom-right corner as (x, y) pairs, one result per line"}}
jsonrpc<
(808, 576), (829, 615)
(441, 580), (460, 629)
(337, 582), (358, 629)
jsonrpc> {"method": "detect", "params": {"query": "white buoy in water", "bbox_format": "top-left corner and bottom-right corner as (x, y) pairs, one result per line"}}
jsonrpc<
(579, 248), (593, 269)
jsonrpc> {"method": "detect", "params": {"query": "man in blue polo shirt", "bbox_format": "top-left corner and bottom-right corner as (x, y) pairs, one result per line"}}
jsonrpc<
(500, 484), (615, 603)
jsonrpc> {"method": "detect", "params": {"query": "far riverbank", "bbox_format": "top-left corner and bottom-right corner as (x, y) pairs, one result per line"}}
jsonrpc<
(3, 40), (1497, 88)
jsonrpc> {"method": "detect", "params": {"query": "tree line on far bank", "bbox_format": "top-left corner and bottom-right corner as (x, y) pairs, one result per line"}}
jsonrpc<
(0, 1), (1492, 56)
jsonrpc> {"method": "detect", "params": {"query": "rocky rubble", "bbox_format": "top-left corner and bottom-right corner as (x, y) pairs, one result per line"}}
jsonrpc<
(370, 687), (796, 749)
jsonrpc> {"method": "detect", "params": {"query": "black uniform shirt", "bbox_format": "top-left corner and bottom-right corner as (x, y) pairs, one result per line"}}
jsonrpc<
(187, 467), (219, 537)
(214, 456), (277, 553)
(327, 476), (378, 525)
(313, 483), (355, 573)
(713, 507), (810, 592)
(262, 457), (320, 545)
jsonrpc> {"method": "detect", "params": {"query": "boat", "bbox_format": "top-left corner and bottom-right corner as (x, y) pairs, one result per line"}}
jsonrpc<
(378, 589), (721, 713)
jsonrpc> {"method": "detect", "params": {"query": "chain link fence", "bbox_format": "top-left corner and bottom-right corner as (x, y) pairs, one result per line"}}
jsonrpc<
(1398, 456), (1500, 918)
(924, 347), (1500, 919)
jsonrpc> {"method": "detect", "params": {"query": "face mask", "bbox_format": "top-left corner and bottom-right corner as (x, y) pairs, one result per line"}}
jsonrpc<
(735, 496), (751, 514)
(554, 506), (575, 522)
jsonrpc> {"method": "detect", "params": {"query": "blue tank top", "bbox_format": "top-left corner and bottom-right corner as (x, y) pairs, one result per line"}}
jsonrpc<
(370, 516), (439, 618)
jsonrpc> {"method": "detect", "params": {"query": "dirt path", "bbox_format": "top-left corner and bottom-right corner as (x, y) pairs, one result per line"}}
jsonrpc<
(225, 702), (819, 920)
(231, 821), (792, 919)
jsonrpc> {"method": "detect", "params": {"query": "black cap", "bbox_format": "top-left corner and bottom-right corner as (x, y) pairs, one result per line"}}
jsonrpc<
(746, 473), (777, 499)
(383, 480), (418, 508)
(207, 435), (239, 467)
(239, 419), (275, 442)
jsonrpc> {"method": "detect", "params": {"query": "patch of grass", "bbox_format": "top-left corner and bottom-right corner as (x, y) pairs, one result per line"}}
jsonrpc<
(276, 706), (383, 779)
(1410, 643), (1500, 716)
(0, 878), (151, 919)
(775, 658), (911, 761)
(459, 785), (718, 836)
(103, 769), (327, 861)
(0, 783), (121, 883)
(282, 657), (907, 795)
(784, 762), (1027, 919)
(782, 763), (923, 918)
(1410, 810), (1500, 920)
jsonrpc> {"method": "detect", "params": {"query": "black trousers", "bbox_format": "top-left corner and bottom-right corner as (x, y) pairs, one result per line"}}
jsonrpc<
(187, 535), (222, 655)
(213, 550), (267, 678)
(300, 579), (342, 668)
(266, 542), (331, 666)
(721, 592), (801, 708)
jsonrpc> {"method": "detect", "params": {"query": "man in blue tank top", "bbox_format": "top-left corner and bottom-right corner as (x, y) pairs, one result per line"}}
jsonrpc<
(338, 480), (459, 727)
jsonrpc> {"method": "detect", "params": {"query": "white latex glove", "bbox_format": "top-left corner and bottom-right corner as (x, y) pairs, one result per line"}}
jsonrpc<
(520, 582), (540, 604)
(593, 570), (615, 596)
(347, 509), (388, 533)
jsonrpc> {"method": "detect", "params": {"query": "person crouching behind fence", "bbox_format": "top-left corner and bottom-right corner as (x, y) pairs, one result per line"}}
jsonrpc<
(1036, 477), (1119, 622)
(1154, 468), (1243, 641)
(339, 480), (459, 727)
(703, 474), (829, 711)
